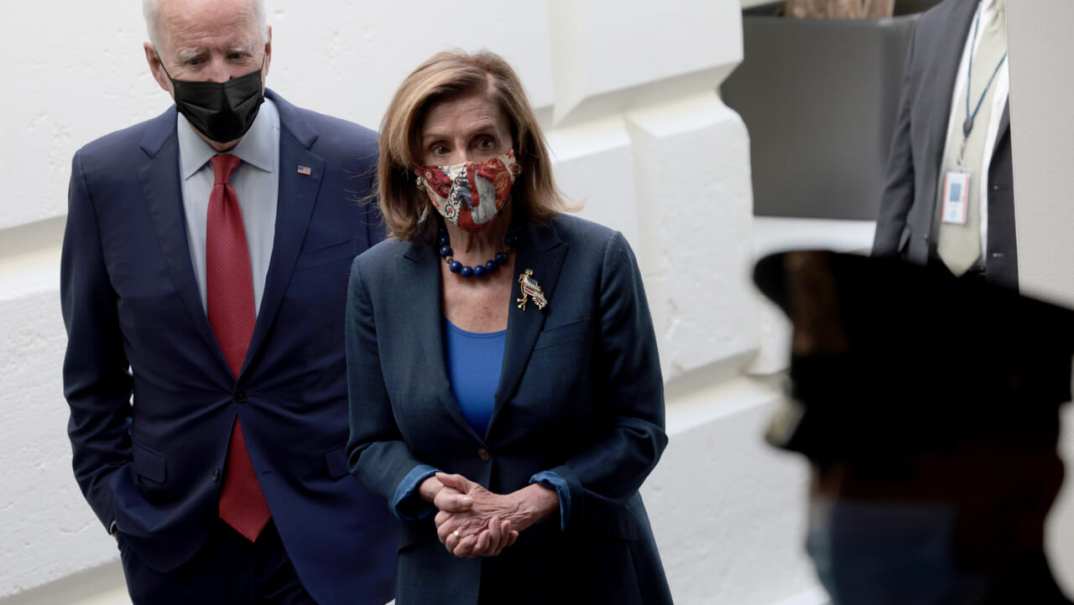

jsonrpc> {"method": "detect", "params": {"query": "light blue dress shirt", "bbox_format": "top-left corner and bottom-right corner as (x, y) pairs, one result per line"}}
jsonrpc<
(177, 98), (280, 314)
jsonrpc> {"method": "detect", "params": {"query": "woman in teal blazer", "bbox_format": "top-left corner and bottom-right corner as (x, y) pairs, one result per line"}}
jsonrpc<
(346, 49), (673, 605)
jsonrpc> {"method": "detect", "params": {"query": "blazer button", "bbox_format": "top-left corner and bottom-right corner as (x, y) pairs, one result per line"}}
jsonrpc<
(234, 390), (248, 404)
(477, 448), (491, 461)
(212, 468), (222, 483)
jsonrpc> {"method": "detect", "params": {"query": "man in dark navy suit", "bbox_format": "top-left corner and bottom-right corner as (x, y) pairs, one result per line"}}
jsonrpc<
(60, 1), (396, 603)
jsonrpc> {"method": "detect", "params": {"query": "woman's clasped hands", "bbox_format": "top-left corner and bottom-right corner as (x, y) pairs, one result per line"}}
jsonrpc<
(419, 472), (558, 559)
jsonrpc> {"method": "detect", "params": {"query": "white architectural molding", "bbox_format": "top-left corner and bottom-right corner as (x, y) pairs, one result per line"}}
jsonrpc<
(1007, 1), (1074, 593)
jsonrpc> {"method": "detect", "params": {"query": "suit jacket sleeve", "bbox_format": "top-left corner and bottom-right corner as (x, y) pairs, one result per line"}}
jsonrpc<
(546, 232), (668, 530)
(873, 25), (918, 257)
(345, 258), (428, 504)
(60, 150), (134, 532)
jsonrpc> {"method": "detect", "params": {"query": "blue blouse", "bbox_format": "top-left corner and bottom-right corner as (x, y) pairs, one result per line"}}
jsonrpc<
(389, 319), (572, 528)
(443, 319), (506, 437)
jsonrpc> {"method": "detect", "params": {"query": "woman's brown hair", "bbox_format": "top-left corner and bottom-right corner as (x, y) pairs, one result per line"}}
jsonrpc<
(377, 49), (566, 241)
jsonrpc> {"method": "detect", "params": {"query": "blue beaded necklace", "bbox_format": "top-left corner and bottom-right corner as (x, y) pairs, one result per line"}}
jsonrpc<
(438, 229), (518, 278)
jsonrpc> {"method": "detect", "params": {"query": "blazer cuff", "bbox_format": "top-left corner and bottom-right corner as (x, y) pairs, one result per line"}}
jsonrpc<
(391, 464), (440, 521)
(530, 470), (572, 531)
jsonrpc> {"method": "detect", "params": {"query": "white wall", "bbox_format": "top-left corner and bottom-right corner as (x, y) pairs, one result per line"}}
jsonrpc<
(0, 2), (823, 604)
(1007, 0), (1074, 596)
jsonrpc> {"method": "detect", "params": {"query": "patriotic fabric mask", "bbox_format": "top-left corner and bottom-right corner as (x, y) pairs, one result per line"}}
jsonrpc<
(415, 150), (522, 232)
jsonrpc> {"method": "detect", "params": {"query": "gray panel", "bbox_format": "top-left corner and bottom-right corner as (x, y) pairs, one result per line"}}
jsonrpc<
(723, 6), (937, 220)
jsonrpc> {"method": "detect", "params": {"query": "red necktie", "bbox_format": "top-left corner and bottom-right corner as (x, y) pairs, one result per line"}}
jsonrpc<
(207, 154), (271, 542)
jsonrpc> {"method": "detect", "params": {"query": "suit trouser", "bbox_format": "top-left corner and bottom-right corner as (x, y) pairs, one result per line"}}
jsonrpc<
(118, 519), (316, 605)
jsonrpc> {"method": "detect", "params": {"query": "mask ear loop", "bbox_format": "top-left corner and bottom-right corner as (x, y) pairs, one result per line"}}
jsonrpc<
(154, 51), (176, 82)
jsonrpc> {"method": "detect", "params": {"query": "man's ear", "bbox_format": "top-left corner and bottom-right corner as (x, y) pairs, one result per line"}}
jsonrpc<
(261, 25), (273, 80)
(144, 43), (173, 96)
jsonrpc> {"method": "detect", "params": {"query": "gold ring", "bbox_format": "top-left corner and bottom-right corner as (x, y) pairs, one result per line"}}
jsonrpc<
(451, 530), (460, 540)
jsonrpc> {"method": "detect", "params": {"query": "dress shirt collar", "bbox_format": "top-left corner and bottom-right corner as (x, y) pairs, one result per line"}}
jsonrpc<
(178, 96), (279, 180)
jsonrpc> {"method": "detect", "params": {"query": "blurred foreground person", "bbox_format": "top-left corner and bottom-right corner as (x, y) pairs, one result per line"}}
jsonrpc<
(754, 250), (1073, 605)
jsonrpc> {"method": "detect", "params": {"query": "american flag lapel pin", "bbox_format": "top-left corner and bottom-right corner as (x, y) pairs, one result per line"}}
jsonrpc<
(297, 165), (312, 176)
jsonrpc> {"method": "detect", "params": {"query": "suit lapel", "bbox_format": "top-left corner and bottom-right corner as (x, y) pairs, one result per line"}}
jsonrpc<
(487, 220), (568, 436)
(240, 127), (324, 377)
(401, 242), (483, 440)
(925, 0), (981, 170)
(138, 110), (231, 377)
(993, 100), (1010, 156)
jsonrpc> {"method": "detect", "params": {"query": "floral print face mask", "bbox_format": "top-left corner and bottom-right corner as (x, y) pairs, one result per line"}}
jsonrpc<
(415, 150), (522, 232)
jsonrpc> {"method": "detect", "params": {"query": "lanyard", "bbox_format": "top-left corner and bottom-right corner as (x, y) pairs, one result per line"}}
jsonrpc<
(962, 7), (1008, 140)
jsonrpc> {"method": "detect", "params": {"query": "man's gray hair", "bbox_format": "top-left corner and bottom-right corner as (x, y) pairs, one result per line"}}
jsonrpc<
(142, 0), (269, 49)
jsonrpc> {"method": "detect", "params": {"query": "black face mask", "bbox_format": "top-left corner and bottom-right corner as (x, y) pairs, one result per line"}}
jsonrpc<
(161, 61), (265, 143)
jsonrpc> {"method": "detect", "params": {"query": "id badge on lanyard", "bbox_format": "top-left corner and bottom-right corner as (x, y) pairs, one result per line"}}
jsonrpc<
(943, 8), (1007, 227)
(941, 171), (970, 225)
